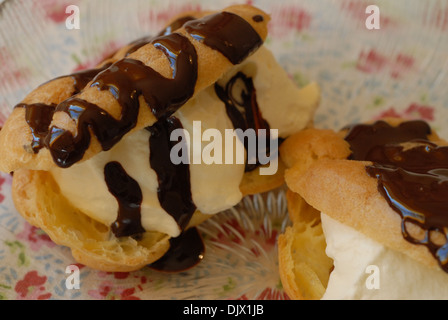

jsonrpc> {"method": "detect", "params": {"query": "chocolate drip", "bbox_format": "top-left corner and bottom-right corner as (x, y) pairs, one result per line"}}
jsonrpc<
(345, 120), (448, 272)
(15, 103), (56, 153)
(145, 11), (265, 270)
(104, 161), (145, 238)
(252, 14), (264, 22)
(69, 63), (112, 94)
(93, 34), (197, 120)
(17, 12), (266, 270)
(147, 116), (196, 231)
(149, 227), (204, 272)
(215, 72), (271, 171)
(345, 120), (432, 162)
(148, 34), (198, 118)
(39, 63), (113, 95)
(124, 36), (153, 56)
(158, 15), (196, 37)
(46, 33), (197, 168)
(124, 15), (196, 56)
(45, 97), (138, 167)
(15, 64), (114, 154)
(34, 12), (265, 169)
(184, 11), (263, 64)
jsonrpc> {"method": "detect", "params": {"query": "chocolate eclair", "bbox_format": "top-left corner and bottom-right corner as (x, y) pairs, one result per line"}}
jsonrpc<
(278, 117), (448, 299)
(0, 5), (320, 272)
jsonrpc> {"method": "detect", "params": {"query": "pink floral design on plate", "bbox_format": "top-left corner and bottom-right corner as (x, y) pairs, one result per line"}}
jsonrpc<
(269, 5), (312, 38)
(137, 2), (202, 30)
(236, 288), (290, 300)
(375, 102), (435, 122)
(88, 280), (141, 300)
(356, 49), (415, 79)
(32, 0), (81, 24)
(72, 40), (123, 72)
(16, 223), (56, 251)
(422, 2), (448, 31)
(86, 270), (152, 300)
(15, 271), (52, 300)
(0, 47), (29, 91)
(340, 0), (396, 29)
(0, 174), (8, 203)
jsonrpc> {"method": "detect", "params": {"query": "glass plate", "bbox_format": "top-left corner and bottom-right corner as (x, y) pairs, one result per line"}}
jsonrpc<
(0, 180), (289, 300)
(1, 0), (448, 300)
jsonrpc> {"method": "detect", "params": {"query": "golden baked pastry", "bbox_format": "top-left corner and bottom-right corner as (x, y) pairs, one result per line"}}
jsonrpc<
(279, 118), (448, 299)
(1, 5), (320, 272)
(0, 5), (271, 172)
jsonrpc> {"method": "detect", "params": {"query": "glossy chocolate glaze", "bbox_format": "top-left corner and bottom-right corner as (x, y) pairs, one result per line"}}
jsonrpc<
(16, 63), (114, 154)
(19, 12), (264, 271)
(124, 36), (153, 57)
(158, 15), (196, 37)
(124, 15), (196, 56)
(215, 72), (270, 171)
(15, 103), (56, 153)
(345, 120), (448, 272)
(252, 14), (264, 22)
(46, 33), (197, 168)
(95, 34), (197, 120)
(345, 120), (432, 162)
(104, 161), (145, 238)
(32, 11), (263, 170)
(184, 11), (263, 64)
(44, 97), (136, 167)
(37, 63), (112, 95)
(70, 63), (113, 95)
(148, 227), (204, 272)
(22, 15), (197, 162)
(147, 116), (196, 232)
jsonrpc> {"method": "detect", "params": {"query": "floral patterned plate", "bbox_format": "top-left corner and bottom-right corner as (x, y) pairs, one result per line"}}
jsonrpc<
(0, 179), (289, 300)
(1, 0), (448, 300)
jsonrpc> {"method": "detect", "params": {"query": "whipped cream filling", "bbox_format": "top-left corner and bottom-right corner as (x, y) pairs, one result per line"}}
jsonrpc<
(50, 46), (319, 238)
(321, 212), (448, 300)
(51, 88), (245, 238)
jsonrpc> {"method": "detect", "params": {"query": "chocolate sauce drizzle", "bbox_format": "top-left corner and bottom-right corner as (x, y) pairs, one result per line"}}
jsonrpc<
(15, 103), (56, 153)
(147, 116), (196, 232)
(123, 36), (153, 57)
(184, 11), (263, 64)
(104, 161), (145, 238)
(124, 15), (196, 57)
(45, 33), (198, 168)
(149, 226), (204, 272)
(14, 64), (112, 154)
(45, 97), (136, 167)
(69, 63), (113, 95)
(215, 72), (271, 172)
(25, 11), (263, 170)
(345, 120), (448, 272)
(158, 15), (196, 37)
(18, 12), (265, 271)
(252, 14), (264, 22)
(18, 14), (198, 159)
